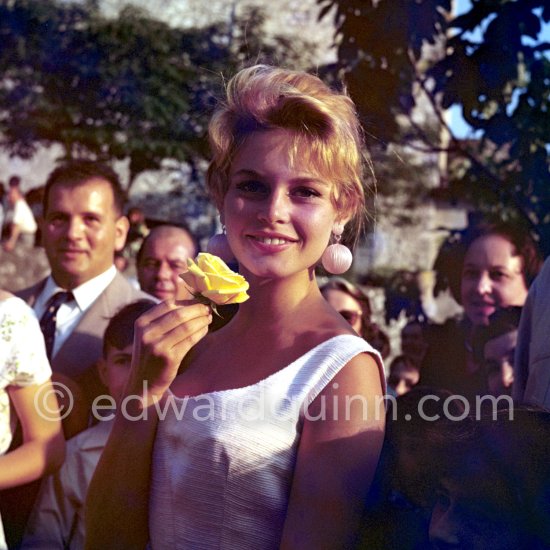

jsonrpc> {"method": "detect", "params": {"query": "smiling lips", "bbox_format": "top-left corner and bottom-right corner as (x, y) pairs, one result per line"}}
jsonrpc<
(249, 233), (297, 246)
(469, 301), (496, 317)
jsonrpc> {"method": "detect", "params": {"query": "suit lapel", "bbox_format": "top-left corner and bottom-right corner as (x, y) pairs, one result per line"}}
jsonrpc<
(52, 276), (123, 377)
(51, 273), (148, 377)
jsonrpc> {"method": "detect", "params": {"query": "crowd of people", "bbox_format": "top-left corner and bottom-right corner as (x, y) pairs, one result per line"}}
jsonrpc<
(0, 64), (548, 549)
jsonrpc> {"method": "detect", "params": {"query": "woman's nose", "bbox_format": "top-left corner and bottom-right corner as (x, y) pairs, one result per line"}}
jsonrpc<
(258, 189), (290, 224)
(475, 272), (492, 295)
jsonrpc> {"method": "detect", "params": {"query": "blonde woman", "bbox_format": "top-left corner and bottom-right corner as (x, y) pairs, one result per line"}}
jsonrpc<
(87, 65), (385, 549)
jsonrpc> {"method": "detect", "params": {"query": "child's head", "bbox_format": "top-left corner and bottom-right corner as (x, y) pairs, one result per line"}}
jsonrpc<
(99, 299), (156, 402)
(473, 306), (522, 397)
(387, 355), (419, 396)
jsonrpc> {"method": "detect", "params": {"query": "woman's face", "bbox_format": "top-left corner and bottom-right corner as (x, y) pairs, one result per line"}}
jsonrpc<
(460, 234), (528, 326)
(322, 288), (364, 334)
(223, 129), (342, 281)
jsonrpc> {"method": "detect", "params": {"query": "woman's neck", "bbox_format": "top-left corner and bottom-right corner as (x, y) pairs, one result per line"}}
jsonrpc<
(229, 269), (324, 330)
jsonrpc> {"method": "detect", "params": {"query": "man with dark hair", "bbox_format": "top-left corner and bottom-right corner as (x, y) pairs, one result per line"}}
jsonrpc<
(18, 160), (151, 400)
(1, 161), (152, 547)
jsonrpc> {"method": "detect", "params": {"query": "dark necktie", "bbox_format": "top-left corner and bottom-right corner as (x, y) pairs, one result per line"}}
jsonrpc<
(39, 291), (73, 361)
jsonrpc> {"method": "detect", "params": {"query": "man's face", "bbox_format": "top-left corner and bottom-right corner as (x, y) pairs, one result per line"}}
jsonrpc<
(137, 229), (196, 301)
(42, 178), (129, 289)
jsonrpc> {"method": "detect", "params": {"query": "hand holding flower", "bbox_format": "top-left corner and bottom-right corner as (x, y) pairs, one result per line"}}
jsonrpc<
(130, 301), (212, 405)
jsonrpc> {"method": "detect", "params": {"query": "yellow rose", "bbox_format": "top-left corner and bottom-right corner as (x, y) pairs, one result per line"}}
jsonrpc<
(179, 253), (250, 306)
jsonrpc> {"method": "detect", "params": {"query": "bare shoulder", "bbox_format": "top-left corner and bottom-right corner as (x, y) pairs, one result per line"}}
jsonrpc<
(326, 352), (383, 396)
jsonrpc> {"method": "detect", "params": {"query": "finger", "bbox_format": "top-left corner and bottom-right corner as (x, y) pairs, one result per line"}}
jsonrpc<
(146, 312), (212, 354)
(173, 298), (205, 308)
(136, 302), (210, 334)
(171, 324), (210, 361)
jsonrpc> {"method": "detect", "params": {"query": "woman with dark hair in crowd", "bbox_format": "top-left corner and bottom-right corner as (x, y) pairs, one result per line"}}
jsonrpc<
(420, 217), (543, 400)
(321, 277), (391, 359)
(320, 277), (372, 339)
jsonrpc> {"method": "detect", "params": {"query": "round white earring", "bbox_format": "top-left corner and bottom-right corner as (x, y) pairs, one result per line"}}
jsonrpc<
(206, 226), (234, 263)
(321, 223), (353, 274)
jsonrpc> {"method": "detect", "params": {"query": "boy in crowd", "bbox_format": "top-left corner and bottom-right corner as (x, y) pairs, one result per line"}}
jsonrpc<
(22, 299), (155, 549)
(387, 355), (420, 397)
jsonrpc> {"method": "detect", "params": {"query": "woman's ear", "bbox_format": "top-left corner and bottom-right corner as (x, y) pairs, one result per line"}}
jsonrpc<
(334, 215), (352, 231)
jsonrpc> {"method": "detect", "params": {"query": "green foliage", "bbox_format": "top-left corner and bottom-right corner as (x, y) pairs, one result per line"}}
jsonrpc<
(0, 0), (317, 186)
(318, 0), (550, 254)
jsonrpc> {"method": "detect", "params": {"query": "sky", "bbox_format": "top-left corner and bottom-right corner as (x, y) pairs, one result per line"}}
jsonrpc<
(449, 0), (549, 138)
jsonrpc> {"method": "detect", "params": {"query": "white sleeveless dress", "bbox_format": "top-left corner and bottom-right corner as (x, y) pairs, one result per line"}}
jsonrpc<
(148, 334), (383, 550)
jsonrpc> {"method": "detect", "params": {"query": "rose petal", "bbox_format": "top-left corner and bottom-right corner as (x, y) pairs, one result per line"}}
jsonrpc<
(180, 252), (249, 306)
(203, 289), (250, 305)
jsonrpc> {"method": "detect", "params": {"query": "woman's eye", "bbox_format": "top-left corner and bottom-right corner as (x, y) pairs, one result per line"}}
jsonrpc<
(462, 268), (477, 279)
(489, 270), (506, 281)
(235, 181), (267, 194)
(293, 187), (321, 198)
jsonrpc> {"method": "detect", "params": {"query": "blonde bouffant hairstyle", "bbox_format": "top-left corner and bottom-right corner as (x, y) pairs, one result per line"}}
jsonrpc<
(206, 65), (371, 246)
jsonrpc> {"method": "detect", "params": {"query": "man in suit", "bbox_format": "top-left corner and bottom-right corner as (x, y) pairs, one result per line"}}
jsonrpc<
(2, 161), (152, 547)
(18, 160), (152, 413)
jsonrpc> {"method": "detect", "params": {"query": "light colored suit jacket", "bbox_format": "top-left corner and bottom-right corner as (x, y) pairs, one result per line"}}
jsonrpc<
(514, 256), (550, 408)
(17, 271), (152, 380)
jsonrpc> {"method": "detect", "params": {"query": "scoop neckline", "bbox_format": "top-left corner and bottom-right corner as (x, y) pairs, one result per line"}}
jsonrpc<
(167, 333), (366, 401)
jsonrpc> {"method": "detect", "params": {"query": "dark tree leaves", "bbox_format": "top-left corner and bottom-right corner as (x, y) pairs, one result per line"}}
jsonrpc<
(318, 0), (550, 254)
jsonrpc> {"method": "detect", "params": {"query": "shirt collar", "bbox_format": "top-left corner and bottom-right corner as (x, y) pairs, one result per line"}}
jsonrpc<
(42, 265), (117, 312)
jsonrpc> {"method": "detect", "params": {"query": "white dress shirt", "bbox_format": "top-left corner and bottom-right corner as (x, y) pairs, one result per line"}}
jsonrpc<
(33, 266), (117, 359)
